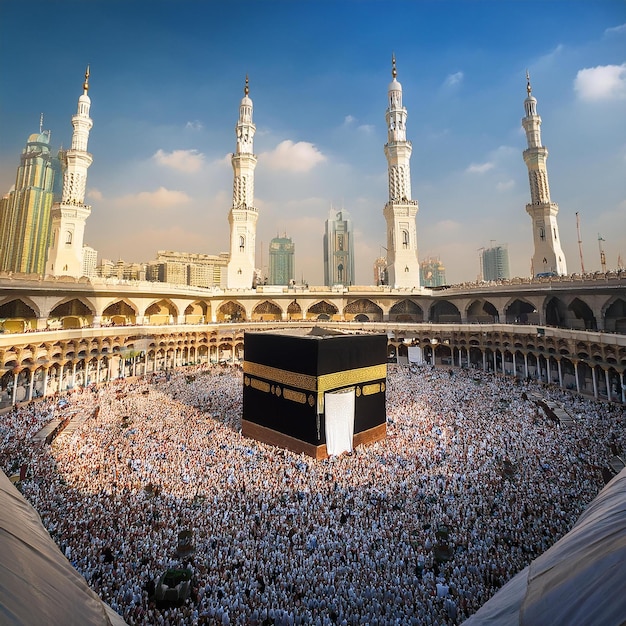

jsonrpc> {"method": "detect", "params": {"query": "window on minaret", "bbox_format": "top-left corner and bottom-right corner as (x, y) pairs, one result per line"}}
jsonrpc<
(402, 231), (409, 249)
(65, 231), (73, 245)
(338, 235), (344, 251)
(239, 236), (245, 252)
(539, 227), (545, 241)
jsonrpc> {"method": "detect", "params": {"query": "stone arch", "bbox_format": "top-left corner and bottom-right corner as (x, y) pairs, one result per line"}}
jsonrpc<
(49, 297), (95, 329)
(344, 298), (383, 322)
(217, 300), (246, 322)
(466, 299), (499, 323)
(252, 300), (283, 321)
(603, 297), (626, 334)
(102, 299), (138, 326)
(545, 296), (569, 329)
(430, 300), (461, 323)
(0, 298), (39, 333)
(287, 300), (302, 320)
(568, 297), (597, 331)
(184, 300), (210, 324)
(389, 299), (424, 323)
(505, 298), (538, 324)
(307, 300), (339, 320)
(145, 299), (178, 325)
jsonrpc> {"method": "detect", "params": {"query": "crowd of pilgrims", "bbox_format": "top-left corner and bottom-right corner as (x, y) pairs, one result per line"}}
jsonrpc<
(1, 362), (624, 626)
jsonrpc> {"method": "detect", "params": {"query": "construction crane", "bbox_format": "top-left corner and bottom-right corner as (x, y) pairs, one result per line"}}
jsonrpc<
(575, 212), (585, 273)
(598, 234), (607, 273)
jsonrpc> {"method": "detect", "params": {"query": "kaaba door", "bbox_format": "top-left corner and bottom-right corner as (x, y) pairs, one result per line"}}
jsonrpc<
(324, 388), (355, 456)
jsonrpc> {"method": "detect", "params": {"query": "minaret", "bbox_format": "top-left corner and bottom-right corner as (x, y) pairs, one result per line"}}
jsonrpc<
(227, 76), (258, 289)
(46, 66), (94, 277)
(522, 72), (567, 276)
(383, 54), (420, 288)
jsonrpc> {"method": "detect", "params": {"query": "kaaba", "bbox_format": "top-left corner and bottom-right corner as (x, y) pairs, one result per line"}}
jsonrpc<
(242, 328), (387, 459)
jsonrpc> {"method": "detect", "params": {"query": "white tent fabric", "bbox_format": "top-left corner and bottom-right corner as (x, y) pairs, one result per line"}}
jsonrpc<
(0, 470), (127, 625)
(408, 346), (424, 365)
(324, 388), (355, 456)
(465, 467), (626, 626)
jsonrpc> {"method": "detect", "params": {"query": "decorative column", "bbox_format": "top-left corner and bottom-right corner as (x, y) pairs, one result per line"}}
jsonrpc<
(524, 353), (529, 379)
(11, 370), (19, 405)
(557, 359), (563, 388)
(512, 352), (517, 378)
(605, 368), (612, 402)
(28, 369), (35, 401)
(482, 350), (487, 371)
(592, 365), (598, 399)
(574, 361), (580, 393)
(42, 367), (49, 398)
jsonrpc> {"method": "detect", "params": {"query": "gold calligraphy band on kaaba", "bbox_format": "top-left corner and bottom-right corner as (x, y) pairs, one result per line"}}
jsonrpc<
(244, 361), (387, 393)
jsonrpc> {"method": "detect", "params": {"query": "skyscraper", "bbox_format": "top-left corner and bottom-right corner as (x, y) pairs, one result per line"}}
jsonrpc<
(269, 235), (295, 286)
(522, 72), (567, 277)
(481, 244), (510, 281)
(373, 256), (388, 286)
(0, 125), (60, 274)
(227, 76), (258, 289)
(324, 208), (355, 287)
(383, 55), (420, 289)
(46, 67), (94, 277)
(82, 245), (98, 278)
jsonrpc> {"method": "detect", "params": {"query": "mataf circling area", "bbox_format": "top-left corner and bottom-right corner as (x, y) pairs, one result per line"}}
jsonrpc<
(1, 364), (624, 625)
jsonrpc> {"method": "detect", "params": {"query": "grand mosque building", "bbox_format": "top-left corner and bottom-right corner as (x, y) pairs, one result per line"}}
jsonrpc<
(0, 59), (624, 407)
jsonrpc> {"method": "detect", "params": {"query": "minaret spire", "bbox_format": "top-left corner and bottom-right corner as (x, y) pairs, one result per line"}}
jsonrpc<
(227, 75), (259, 289)
(83, 65), (90, 94)
(522, 74), (567, 276)
(383, 55), (420, 288)
(46, 67), (94, 277)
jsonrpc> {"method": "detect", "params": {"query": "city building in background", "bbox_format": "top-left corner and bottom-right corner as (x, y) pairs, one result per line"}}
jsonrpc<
(419, 257), (446, 287)
(97, 258), (146, 281)
(147, 250), (228, 288)
(82, 245), (98, 278)
(268, 235), (295, 286)
(0, 125), (60, 275)
(522, 72), (567, 277)
(324, 208), (355, 287)
(46, 67), (94, 278)
(227, 76), (258, 289)
(383, 55), (420, 289)
(481, 244), (511, 281)
(373, 256), (388, 286)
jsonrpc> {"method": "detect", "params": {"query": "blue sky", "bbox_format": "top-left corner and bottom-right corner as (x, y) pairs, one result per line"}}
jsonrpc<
(1, 0), (624, 284)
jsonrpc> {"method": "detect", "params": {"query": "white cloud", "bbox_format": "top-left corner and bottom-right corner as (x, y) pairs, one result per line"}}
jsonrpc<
(87, 188), (103, 201)
(604, 23), (626, 37)
(444, 71), (464, 87)
(434, 219), (462, 232)
(344, 115), (356, 125)
(260, 140), (326, 172)
(115, 187), (192, 209)
(153, 149), (205, 173)
(574, 63), (626, 101)
(185, 120), (204, 130)
(496, 180), (515, 192)
(466, 161), (494, 174)
(358, 124), (375, 134)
